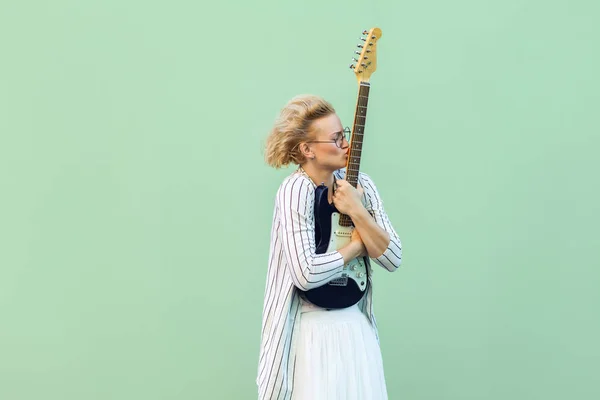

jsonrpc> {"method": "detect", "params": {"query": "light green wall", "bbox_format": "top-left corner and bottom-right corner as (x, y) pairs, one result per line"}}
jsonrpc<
(1, 0), (599, 399)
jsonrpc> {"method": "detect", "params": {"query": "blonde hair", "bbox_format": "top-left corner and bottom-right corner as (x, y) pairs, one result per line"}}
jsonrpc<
(264, 94), (336, 168)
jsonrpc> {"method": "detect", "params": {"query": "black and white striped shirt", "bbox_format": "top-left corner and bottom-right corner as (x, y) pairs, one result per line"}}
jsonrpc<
(257, 167), (402, 400)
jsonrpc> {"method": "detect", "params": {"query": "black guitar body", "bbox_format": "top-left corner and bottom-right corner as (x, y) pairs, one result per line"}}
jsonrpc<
(302, 184), (368, 309)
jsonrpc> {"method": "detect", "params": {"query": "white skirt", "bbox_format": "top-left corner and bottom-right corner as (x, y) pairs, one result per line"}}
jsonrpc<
(292, 301), (388, 400)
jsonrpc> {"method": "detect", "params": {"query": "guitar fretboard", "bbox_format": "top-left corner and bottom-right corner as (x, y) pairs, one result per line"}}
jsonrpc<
(340, 82), (370, 228)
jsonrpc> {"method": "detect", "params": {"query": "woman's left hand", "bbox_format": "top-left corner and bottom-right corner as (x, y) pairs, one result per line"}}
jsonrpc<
(332, 179), (364, 217)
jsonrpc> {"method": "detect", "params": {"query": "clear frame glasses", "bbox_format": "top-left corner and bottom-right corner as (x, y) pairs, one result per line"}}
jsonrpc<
(306, 127), (351, 148)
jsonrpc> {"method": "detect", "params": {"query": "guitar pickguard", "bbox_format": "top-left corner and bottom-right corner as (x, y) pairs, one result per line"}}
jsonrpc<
(326, 212), (368, 291)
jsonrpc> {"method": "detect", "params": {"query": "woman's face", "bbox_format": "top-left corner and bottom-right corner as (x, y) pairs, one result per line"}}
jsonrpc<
(306, 113), (349, 170)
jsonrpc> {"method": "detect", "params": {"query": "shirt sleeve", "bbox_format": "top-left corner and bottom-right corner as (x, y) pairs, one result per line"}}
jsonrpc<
(359, 172), (403, 271)
(277, 175), (346, 290)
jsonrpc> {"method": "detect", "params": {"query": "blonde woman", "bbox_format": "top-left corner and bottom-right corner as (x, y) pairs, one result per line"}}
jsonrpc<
(257, 95), (402, 400)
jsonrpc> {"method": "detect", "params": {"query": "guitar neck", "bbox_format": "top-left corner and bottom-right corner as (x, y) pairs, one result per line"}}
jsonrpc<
(345, 82), (370, 187)
(340, 82), (370, 227)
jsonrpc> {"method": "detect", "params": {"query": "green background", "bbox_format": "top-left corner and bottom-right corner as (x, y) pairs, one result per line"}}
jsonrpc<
(1, 0), (599, 399)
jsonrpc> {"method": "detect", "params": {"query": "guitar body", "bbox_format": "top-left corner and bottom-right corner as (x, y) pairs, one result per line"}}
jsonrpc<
(302, 184), (368, 309)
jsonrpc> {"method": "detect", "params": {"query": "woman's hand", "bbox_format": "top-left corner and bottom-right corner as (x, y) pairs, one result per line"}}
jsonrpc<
(351, 228), (368, 258)
(332, 179), (364, 217)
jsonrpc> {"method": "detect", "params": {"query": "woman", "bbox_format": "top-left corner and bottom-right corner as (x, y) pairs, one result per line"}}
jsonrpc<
(257, 94), (402, 400)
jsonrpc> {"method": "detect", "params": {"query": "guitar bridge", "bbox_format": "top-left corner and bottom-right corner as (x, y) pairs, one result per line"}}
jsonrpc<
(328, 274), (349, 287)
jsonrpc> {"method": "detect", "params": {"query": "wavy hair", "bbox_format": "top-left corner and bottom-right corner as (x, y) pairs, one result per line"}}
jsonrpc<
(264, 94), (335, 168)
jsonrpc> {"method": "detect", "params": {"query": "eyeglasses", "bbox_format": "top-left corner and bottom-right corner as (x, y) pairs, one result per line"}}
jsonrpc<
(306, 127), (351, 149)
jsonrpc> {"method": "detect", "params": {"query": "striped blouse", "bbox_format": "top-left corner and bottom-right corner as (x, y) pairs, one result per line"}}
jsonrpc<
(257, 167), (402, 400)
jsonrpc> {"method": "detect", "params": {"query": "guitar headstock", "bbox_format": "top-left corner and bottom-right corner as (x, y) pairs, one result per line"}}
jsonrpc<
(349, 27), (382, 83)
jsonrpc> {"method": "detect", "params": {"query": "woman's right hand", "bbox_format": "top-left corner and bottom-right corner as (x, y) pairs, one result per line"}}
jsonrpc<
(351, 228), (368, 258)
(339, 228), (368, 263)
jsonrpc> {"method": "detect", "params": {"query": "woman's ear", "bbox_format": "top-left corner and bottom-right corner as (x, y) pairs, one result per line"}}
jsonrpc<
(300, 143), (314, 159)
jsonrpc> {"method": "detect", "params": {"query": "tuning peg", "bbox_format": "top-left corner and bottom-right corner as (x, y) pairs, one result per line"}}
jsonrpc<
(362, 30), (369, 35)
(354, 51), (361, 55)
(360, 37), (366, 41)
(368, 42), (374, 46)
(361, 63), (367, 67)
(357, 44), (363, 48)
(366, 49), (372, 53)
(352, 57), (359, 62)
(371, 35), (376, 39)
(363, 56), (368, 60)
(349, 64), (355, 69)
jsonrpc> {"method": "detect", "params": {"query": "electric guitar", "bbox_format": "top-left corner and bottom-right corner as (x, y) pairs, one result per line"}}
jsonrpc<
(302, 27), (382, 309)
